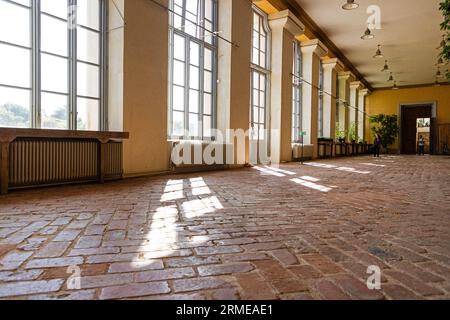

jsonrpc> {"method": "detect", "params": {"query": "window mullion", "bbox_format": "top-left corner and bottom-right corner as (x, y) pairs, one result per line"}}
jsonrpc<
(184, 34), (189, 140)
(199, 47), (204, 140)
(100, 0), (108, 131)
(199, 0), (205, 139)
(32, 0), (41, 128)
(69, 0), (77, 130)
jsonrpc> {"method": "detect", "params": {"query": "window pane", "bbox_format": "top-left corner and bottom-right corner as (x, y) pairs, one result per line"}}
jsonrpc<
(189, 113), (199, 137)
(172, 111), (184, 136)
(253, 72), (259, 90)
(260, 52), (266, 68)
(203, 115), (211, 137)
(77, 0), (100, 30)
(204, 21), (213, 44)
(185, 12), (199, 37)
(77, 27), (99, 64)
(77, 62), (100, 98)
(203, 93), (211, 115)
(0, 44), (31, 88)
(205, 0), (213, 21)
(0, 1), (30, 47)
(186, 0), (198, 14)
(204, 71), (212, 93)
(172, 4), (183, 29)
(0, 86), (30, 128)
(190, 41), (199, 66)
(259, 91), (265, 107)
(41, 54), (68, 93)
(41, 0), (68, 19)
(253, 107), (259, 123)
(41, 92), (68, 129)
(252, 89), (259, 106)
(252, 48), (259, 65)
(189, 89), (199, 113)
(253, 13), (259, 31)
(41, 15), (68, 56)
(204, 48), (212, 71)
(172, 85), (184, 111)
(173, 60), (185, 86)
(260, 35), (266, 53)
(189, 66), (199, 90)
(77, 97), (99, 131)
(173, 34), (185, 61)
(260, 74), (266, 90)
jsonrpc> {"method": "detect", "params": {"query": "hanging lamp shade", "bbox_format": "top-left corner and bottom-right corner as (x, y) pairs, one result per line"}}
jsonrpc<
(361, 27), (375, 40)
(387, 72), (394, 82)
(381, 60), (390, 72)
(373, 45), (384, 58)
(342, 0), (359, 10)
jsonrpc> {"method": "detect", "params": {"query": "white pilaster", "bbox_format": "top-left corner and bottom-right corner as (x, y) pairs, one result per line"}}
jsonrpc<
(301, 39), (327, 157)
(322, 58), (344, 139)
(268, 10), (304, 164)
(358, 89), (369, 142)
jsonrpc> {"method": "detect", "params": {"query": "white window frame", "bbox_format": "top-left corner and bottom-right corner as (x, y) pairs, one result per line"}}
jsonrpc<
(168, 0), (218, 141)
(0, 0), (107, 131)
(292, 40), (302, 143)
(250, 6), (271, 142)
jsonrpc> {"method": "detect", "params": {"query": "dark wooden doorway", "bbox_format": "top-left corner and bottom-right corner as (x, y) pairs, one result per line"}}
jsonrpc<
(400, 105), (433, 154)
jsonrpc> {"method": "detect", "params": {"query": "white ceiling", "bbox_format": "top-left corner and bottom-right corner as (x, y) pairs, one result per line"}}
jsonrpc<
(295, 0), (447, 88)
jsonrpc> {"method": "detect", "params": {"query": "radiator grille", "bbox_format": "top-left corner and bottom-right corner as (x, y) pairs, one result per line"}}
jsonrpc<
(9, 138), (122, 188)
(104, 142), (123, 179)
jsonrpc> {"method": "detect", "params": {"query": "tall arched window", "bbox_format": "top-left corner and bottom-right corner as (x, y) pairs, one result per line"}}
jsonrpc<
(292, 41), (302, 143)
(0, 0), (107, 130)
(169, 0), (217, 140)
(250, 7), (270, 142)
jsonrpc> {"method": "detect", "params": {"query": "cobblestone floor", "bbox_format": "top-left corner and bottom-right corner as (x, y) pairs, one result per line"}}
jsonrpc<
(0, 155), (449, 300)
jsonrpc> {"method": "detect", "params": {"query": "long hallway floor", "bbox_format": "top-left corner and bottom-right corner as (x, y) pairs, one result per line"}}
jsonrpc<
(0, 155), (449, 300)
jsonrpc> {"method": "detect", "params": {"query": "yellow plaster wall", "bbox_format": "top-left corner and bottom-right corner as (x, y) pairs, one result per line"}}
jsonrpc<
(365, 85), (450, 149)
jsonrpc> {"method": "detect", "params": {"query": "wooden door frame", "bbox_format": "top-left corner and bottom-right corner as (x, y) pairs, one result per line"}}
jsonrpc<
(398, 101), (437, 154)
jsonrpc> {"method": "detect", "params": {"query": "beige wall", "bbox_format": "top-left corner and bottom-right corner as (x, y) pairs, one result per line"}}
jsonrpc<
(217, 0), (252, 165)
(122, 0), (170, 176)
(365, 84), (450, 150)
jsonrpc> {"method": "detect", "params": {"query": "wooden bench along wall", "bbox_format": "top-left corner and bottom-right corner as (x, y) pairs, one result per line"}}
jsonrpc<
(0, 128), (129, 194)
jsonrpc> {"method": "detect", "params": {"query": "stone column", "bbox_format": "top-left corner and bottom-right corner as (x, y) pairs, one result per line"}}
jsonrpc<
(349, 81), (362, 141)
(358, 89), (369, 142)
(217, 0), (253, 166)
(268, 10), (304, 164)
(337, 71), (354, 140)
(301, 39), (327, 157)
(322, 58), (344, 139)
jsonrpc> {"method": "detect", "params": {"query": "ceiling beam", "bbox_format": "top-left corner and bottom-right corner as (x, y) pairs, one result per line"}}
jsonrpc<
(267, 0), (373, 91)
(373, 82), (450, 91)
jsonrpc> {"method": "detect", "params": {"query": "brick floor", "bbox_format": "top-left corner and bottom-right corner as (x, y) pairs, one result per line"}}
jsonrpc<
(0, 155), (449, 300)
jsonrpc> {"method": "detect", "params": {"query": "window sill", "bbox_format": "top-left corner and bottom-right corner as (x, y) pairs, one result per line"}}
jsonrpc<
(0, 128), (129, 143)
